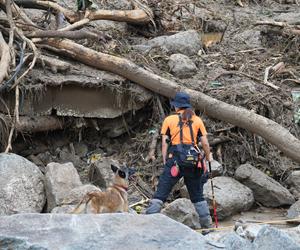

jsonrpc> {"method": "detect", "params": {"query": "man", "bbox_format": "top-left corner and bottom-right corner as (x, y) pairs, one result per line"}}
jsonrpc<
(145, 92), (213, 231)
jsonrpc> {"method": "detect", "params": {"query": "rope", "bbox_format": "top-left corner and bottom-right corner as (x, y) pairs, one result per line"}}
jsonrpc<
(195, 217), (300, 233)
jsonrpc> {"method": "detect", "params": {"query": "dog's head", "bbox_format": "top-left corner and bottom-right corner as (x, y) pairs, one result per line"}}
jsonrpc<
(111, 164), (129, 179)
(111, 164), (135, 189)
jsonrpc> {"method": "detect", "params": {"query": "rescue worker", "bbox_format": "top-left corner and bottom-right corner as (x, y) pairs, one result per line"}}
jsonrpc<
(145, 92), (213, 231)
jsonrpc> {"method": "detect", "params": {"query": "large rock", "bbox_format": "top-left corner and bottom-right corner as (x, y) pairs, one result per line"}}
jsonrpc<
(209, 160), (223, 177)
(284, 225), (300, 245)
(161, 198), (200, 229)
(61, 184), (101, 205)
(0, 153), (45, 215)
(168, 54), (197, 78)
(218, 232), (252, 250)
(51, 184), (101, 213)
(253, 226), (300, 250)
(45, 162), (82, 212)
(287, 200), (300, 219)
(0, 213), (219, 250)
(235, 164), (295, 207)
(286, 171), (300, 199)
(137, 30), (202, 56)
(88, 158), (119, 189)
(203, 176), (254, 220)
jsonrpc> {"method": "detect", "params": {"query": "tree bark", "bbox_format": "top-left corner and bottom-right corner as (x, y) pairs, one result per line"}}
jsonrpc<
(42, 38), (300, 163)
(0, 31), (11, 84)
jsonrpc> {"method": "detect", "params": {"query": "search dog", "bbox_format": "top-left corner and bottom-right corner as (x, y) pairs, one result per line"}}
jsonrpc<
(72, 164), (130, 214)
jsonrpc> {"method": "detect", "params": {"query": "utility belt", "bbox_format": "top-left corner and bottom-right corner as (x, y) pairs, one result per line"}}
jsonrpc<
(168, 144), (207, 177)
(167, 113), (207, 177)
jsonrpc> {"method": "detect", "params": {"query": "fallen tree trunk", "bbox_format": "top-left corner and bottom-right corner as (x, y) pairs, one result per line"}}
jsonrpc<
(16, 116), (63, 133)
(0, 31), (11, 84)
(13, 0), (152, 24)
(42, 38), (300, 163)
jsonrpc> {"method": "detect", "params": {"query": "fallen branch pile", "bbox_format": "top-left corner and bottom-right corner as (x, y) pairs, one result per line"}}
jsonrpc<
(0, 0), (300, 165)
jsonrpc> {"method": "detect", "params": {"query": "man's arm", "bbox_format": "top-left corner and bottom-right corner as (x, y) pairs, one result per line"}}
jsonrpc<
(201, 135), (212, 162)
(162, 135), (169, 165)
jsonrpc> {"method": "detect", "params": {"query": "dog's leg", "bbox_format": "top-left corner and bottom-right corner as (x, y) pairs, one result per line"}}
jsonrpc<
(71, 194), (92, 214)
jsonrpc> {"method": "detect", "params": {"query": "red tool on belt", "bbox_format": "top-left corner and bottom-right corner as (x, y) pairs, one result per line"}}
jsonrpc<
(209, 161), (219, 228)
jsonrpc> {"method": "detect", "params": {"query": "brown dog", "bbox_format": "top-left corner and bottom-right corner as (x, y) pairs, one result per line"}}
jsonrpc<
(72, 164), (129, 214)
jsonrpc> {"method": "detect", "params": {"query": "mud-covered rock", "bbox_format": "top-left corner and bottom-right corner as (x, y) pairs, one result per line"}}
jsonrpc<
(0, 153), (45, 215)
(233, 30), (262, 49)
(137, 30), (202, 56)
(286, 170), (300, 199)
(168, 54), (197, 78)
(287, 200), (300, 219)
(92, 20), (128, 34)
(235, 164), (295, 207)
(88, 158), (119, 189)
(161, 198), (200, 229)
(45, 162), (82, 212)
(0, 213), (217, 250)
(73, 142), (89, 158)
(203, 176), (254, 220)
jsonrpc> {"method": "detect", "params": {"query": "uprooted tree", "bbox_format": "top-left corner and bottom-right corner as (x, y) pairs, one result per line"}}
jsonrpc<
(0, 0), (300, 163)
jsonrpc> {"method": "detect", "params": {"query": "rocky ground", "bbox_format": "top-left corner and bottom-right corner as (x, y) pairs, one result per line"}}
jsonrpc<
(0, 0), (300, 248)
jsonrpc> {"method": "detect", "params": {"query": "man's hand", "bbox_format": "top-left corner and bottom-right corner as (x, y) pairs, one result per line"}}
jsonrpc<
(207, 152), (213, 162)
(162, 135), (169, 165)
(201, 135), (212, 162)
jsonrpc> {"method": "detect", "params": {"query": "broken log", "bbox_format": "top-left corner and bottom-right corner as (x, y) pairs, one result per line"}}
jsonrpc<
(15, 116), (63, 133)
(42, 38), (300, 164)
(0, 31), (11, 84)
(27, 30), (100, 40)
(13, 0), (152, 24)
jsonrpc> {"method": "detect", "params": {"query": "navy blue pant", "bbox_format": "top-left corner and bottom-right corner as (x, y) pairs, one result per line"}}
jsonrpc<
(153, 158), (208, 203)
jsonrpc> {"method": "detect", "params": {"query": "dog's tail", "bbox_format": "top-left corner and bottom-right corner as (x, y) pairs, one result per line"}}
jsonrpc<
(71, 193), (94, 214)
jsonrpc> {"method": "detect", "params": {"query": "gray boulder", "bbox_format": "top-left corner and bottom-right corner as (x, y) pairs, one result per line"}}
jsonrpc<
(88, 158), (119, 189)
(218, 232), (252, 250)
(203, 176), (254, 220)
(286, 171), (300, 199)
(209, 160), (223, 177)
(139, 30), (202, 56)
(0, 153), (45, 215)
(51, 184), (101, 213)
(253, 226), (300, 250)
(45, 162), (82, 212)
(168, 54), (197, 78)
(61, 184), (101, 205)
(287, 200), (300, 219)
(284, 225), (300, 245)
(51, 205), (76, 214)
(235, 164), (295, 207)
(0, 213), (219, 250)
(161, 198), (200, 229)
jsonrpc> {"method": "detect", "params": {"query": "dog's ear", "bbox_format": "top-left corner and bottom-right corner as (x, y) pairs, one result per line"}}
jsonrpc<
(111, 164), (119, 173)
